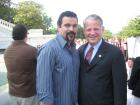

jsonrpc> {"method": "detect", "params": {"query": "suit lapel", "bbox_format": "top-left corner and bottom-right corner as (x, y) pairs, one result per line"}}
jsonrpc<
(86, 41), (108, 72)
(79, 43), (88, 62)
(79, 43), (89, 67)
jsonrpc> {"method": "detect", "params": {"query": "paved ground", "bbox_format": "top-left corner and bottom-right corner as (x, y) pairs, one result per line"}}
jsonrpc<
(0, 90), (10, 105)
(127, 87), (133, 105)
(0, 54), (10, 105)
(0, 54), (8, 87)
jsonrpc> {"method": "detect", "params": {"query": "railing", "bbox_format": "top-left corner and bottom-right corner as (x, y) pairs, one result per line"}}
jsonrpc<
(0, 19), (15, 31)
(0, 19), (14, 49)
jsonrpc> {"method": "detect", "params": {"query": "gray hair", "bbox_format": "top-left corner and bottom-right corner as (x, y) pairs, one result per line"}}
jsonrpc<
(83, 14), (103, 27)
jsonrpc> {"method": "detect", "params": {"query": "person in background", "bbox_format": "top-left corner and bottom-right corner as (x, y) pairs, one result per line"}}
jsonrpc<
(36, 11), (80, 105)
(78, 14), (127, 105)
(126, 58), (135, 105)
(128, 57), (140, 105)
(4, 24), (39, 105)
(126, 58), (134, 81)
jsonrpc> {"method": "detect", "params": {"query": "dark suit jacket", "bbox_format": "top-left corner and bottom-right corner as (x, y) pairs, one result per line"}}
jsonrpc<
(78, 40), (127, 105)
(128, 57), (140, 97)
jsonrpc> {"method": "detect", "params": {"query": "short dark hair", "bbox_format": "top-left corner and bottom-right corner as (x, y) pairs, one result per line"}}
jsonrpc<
(12, 24), (27, 40)
(127, 57), (135, 62)
(57, 11), (78, 27)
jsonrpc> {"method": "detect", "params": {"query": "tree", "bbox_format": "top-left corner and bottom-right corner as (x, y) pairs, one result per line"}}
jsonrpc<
(103, 30), (113, 41)
(118, 16), (140, 38)
(76, 25), (84, 39)
(13, 1), (43, 29)
(42, 14), (53, 34)
(46, 26), (57, 34)
(0, 0), (11, 7)
(0, 0), (15, 22)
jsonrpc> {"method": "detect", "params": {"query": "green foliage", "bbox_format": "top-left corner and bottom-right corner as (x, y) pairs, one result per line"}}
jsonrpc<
(13, 1), (43, 29)
(118, 16), (140, 38)
(103, 30), (113, 40)
(42, 14), (53, 34)
(0, 7), (10, 20)
(0, 0), (11, 7)
(76, 25), (84, 39)
(13, 1), (53, 34)
(44, 27), (57, 34)
(0, 0), (15, 22)
(49, 27), (57, 34)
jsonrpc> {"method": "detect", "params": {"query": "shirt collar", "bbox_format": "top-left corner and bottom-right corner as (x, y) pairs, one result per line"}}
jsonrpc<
(87, 39), (102, 50)
(56, 34), (67, 48)
(56, 33), (76, 49)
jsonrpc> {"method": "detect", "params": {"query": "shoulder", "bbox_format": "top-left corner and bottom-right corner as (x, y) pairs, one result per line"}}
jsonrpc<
(37, 38), (57, 55)
(40, 38), (57, 50)
(25, 43), (37, 52)
(101, 41), (124, 61)
(78, 43), (87, 51)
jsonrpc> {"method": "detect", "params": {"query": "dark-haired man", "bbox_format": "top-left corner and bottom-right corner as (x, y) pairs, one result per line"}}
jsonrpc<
(4, 24), (39, 105)
(37, 11), (80, 105)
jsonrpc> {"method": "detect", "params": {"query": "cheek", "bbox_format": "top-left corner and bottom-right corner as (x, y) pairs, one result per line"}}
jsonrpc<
(61, 29), (67, 35)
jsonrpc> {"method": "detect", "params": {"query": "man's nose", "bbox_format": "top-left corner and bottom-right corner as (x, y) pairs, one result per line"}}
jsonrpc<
(90, 30), (96, 34)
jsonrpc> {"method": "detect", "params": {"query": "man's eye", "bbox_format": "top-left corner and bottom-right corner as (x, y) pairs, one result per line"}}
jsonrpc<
(64, 24), (71, 28)
(86, 29), (91, 32)
(73, 24), (77, 28)
(64, 24), (77, 28)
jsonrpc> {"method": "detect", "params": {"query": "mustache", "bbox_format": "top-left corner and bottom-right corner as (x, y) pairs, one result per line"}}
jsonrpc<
(66, 31), (76, 36)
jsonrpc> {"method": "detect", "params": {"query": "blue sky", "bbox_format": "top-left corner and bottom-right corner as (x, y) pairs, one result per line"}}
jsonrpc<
(12, 0), (140, 34)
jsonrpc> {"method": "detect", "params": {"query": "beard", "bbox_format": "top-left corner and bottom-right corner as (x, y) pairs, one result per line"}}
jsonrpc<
(66, 31), (76, 43)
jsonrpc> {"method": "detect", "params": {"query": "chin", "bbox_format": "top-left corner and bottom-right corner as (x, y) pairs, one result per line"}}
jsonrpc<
(88, 40), (97, 45)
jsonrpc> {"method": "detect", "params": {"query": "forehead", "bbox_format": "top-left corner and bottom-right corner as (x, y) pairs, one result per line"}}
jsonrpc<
(61, 17), (78, 24)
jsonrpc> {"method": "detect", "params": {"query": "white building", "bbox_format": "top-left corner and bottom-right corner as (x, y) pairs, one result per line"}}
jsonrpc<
(0, 19), (55, 50)
(0, 19), (14, 49)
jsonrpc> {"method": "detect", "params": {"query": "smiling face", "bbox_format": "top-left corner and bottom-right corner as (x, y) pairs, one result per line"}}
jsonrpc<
(58, 17), (78, 43)
(84, 19), (104, 46)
